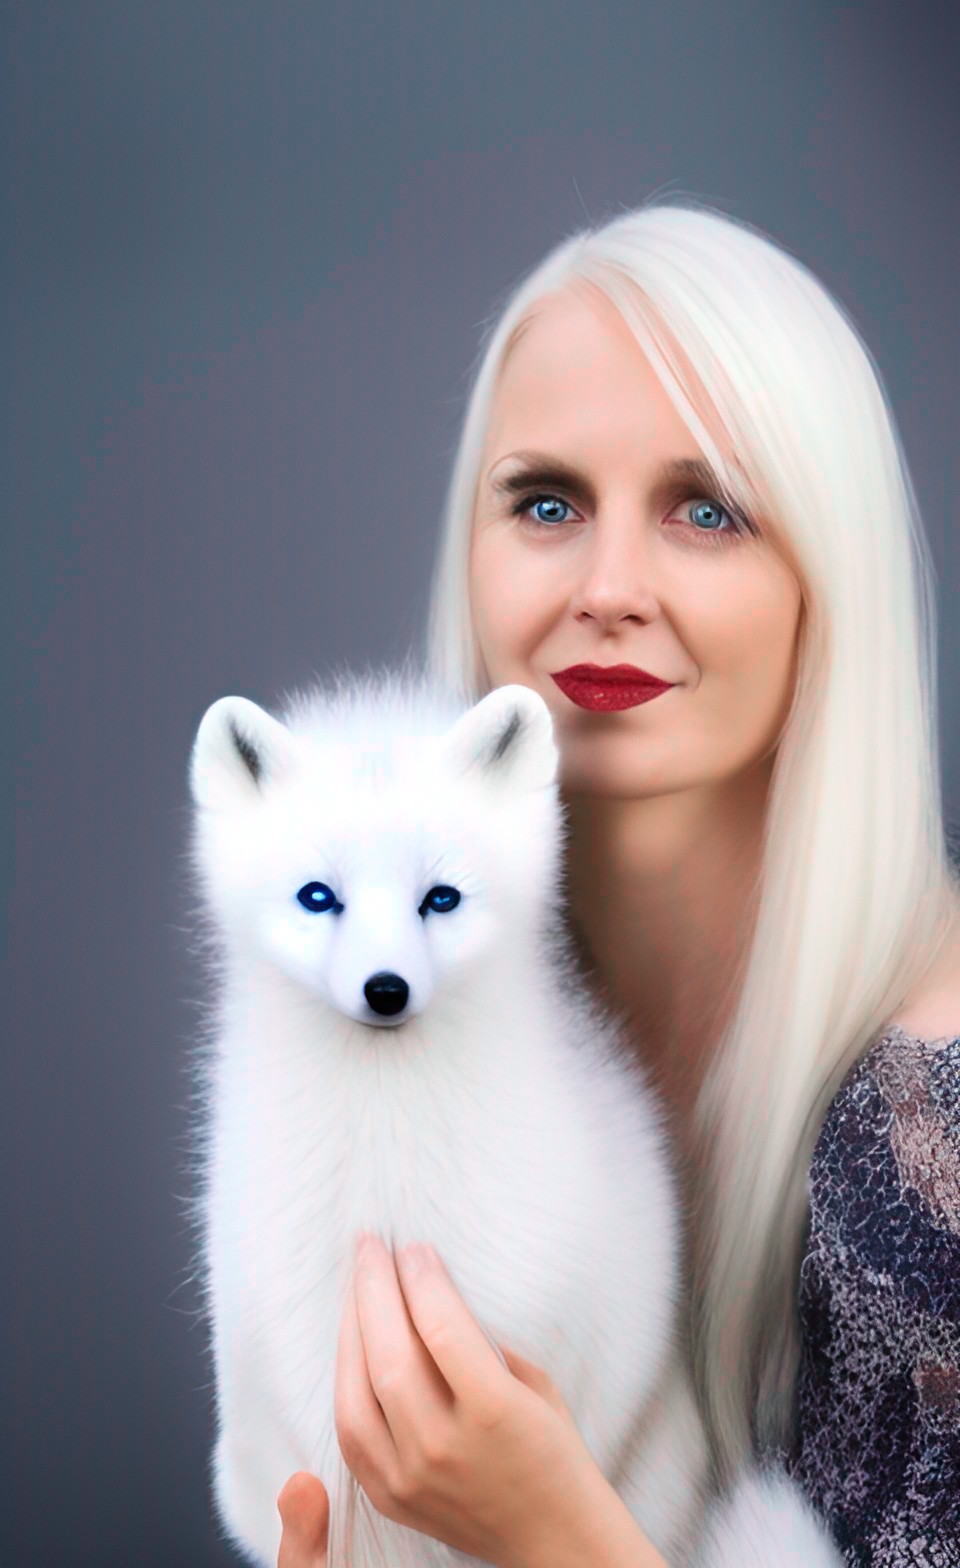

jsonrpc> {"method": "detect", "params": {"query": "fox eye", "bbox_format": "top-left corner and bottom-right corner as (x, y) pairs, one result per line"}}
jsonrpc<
(296, 880), (343, 914)
(419, 884), (461, 918)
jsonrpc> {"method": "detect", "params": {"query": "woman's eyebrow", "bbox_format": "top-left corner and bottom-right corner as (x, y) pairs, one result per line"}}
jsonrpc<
(487, 451), (731, 508)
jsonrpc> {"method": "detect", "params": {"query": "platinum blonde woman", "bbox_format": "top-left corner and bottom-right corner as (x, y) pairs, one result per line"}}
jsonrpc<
(275, 196), (960, 1565)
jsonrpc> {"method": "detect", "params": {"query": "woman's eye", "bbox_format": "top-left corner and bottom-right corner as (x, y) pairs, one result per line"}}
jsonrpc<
(505, 492), (574, 529)
(525, 495), (574, 527)
(682, 498), (743, 543)
(510, 490), (748, 545)
(511, 493), (574, 528)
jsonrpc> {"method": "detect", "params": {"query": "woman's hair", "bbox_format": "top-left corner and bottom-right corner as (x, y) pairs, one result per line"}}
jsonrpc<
(420, 193), (960, 1482)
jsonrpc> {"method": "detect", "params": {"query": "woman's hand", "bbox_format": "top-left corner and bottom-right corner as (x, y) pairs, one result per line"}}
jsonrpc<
(277, 1471), (329, 1567)
(327, 1231), (599, 1568)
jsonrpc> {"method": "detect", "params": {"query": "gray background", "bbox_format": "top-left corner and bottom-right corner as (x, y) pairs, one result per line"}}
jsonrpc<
(7, 2), (959, 1562)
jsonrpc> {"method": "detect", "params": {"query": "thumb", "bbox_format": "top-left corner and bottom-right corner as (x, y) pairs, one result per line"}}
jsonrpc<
(277, 1471), (329, 1565)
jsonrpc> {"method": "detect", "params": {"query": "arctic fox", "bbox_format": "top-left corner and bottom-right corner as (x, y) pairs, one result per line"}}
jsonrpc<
(185, 665), (841, 1568)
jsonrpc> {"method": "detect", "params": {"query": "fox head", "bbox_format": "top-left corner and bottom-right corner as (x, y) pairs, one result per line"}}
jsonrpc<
(188, 675), (563, 1026)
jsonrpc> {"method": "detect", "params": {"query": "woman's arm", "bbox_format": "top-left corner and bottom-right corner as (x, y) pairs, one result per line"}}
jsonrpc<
(513, 1461), (669, 1568)
(274, 1462), (670, 1568)
(791, 1028), (960, 1558)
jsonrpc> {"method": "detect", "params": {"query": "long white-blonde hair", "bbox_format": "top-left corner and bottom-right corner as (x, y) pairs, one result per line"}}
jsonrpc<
(419, 193), (960, 1483)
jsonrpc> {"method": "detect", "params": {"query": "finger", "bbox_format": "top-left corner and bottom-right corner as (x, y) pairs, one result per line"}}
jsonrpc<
(499, 1343), (551, 1387)
(334, 1257), (401, 1487)
(393, 1243), (507, 1422)
(277, 1472), (329, 1567)
(353, 1237), (454, 1453)
(499, 1343), (577, 1423)
(498, 1343), (558, 1398)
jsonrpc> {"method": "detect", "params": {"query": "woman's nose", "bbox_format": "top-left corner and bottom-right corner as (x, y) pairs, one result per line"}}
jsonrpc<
(570, 527), (661, 626)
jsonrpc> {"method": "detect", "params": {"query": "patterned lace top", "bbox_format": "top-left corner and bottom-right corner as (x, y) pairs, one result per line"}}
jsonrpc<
(788, 1022), (960, 1566)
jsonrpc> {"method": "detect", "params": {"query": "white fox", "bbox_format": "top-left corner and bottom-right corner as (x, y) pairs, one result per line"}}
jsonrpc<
(186, 666), (842, 1568)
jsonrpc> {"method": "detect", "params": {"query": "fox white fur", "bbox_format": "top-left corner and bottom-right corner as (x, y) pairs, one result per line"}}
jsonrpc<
(186, 666), (842, 1567)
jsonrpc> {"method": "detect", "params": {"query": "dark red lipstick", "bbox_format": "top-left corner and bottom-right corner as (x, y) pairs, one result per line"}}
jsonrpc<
(550, 663), (676, 713)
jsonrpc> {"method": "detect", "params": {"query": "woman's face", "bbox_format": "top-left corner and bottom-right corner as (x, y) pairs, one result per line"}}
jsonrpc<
(469, 285), (804, 799)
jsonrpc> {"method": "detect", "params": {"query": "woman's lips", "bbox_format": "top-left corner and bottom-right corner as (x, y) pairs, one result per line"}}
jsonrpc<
(550, 668), (675, 712)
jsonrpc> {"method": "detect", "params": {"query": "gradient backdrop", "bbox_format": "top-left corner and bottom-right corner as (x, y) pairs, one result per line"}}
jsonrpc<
(7, 2), (959, 1562)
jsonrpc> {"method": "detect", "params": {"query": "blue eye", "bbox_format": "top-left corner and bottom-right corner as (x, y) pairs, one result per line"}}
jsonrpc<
(419, 884), (461, 918)
(510, 487), (751, 547)
(530, 496), (571, 526)
(689, 500), (726, 531)
(296, 881), (343, 914)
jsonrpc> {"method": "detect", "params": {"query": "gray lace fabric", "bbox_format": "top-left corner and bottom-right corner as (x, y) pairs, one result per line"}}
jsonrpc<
(787, 1023), (960, 1565)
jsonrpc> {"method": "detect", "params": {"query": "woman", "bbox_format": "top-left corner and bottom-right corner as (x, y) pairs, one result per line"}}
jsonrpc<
(274, 197), (960, 1565)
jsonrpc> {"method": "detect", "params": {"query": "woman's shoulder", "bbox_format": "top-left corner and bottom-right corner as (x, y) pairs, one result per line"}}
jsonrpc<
(814, 1012), (960, 1153)
(812, 918), (960, 1224)
(849, 1016), (960, 1123)
(809, 1022), (960, 1277)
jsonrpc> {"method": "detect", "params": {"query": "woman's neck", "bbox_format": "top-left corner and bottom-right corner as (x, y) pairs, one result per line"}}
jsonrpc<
(559, 757), (772, 1145)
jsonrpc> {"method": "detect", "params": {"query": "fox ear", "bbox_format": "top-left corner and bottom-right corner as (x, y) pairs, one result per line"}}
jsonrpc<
(189, 695), (296, 811)
(440, 684), (558, 793)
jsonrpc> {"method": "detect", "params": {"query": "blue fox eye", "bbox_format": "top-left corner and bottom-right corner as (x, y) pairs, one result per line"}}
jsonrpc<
(419, 884), (461, 917)
(296, 881), (343, 914)
(296, 882), (459, 917)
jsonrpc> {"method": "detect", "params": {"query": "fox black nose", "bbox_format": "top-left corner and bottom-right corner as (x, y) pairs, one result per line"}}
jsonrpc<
(363, 971), (410, 1017)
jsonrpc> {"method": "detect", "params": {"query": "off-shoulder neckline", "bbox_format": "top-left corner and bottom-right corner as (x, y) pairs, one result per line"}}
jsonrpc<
(876, 1020), (960, 1048)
